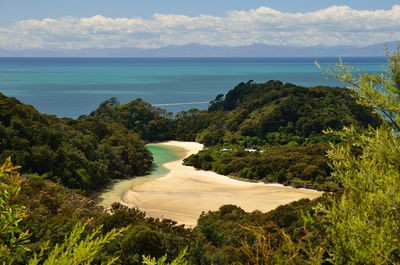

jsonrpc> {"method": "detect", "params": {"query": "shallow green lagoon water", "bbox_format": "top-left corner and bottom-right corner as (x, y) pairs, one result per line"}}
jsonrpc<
(146, 144), (186, 176)
(97, 143), (186, 208)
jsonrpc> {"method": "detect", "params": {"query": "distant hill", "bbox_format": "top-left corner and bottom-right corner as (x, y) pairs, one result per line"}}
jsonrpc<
(0, 41), (398, 57)
(0, 93), (152, 192)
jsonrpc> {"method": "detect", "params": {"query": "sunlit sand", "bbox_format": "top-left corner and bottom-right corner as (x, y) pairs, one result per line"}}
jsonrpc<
(119, 141), (322, 227)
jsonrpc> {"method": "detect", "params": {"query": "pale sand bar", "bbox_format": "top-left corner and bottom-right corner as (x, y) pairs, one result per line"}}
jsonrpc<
(122, 141), (322, 227)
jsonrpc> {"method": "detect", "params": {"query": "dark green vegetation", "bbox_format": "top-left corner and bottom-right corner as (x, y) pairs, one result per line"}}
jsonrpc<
(86, 97), (175, 141)
(0, 94), (152, 192)
(183, 81), (380, 190)
(87, 81), (381, 190)
(184, 144), (335, 191)
(88, 81), (381, 147)
(204, 80), (380, 145)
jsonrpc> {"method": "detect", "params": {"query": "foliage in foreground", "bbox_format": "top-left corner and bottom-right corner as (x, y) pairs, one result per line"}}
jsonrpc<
(321, 126), (400, 263)
(28, 221), (126, 265)
(0, 158), (128, 265)
(0, 157), (30, 264)
(142, 247), (188, 265)
(307, 46), (400, 264)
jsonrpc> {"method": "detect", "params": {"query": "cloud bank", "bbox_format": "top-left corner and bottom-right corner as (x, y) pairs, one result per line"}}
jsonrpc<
(1, 5), (399, 49)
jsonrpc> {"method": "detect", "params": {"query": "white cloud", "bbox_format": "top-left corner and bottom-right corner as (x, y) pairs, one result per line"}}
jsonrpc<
(0, 5), (399, 49)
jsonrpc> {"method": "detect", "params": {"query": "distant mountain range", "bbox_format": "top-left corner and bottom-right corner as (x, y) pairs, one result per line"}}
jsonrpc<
(0, 42), (398, 57)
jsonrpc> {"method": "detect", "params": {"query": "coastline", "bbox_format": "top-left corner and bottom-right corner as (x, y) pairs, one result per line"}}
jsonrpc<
(122, 141), (322, 227)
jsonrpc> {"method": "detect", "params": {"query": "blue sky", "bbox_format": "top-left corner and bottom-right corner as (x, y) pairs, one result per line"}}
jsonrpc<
(0, 0), (398, 25)
(0, 0), (399, 49)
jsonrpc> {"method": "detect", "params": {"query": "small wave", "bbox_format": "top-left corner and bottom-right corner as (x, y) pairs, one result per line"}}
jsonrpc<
(153, 101), (209, 106)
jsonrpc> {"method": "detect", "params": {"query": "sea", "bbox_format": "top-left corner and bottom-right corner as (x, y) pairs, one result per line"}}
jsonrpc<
(0, 57), (387, 118)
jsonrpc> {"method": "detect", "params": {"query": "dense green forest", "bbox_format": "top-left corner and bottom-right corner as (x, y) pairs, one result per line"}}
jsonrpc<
(2, 47), (400, 264)
(183, 81), (381, 190)
(88, 81), (381, 146)
(0, 94), (152, 192)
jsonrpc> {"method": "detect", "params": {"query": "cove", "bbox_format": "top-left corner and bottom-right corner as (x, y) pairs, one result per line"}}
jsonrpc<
(97, 143), (186, 209)
(98, 141), (322, 227)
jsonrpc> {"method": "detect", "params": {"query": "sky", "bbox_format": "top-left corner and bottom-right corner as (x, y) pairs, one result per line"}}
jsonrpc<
(0, 0), (399, 49)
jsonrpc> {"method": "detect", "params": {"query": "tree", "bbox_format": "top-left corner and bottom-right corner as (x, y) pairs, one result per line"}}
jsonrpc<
(142, 248), (188, 265)
(28, 221), (126, 265)
(311, 45), (400, 264)
(119, 225), (164, 264)
(208, 94), (224, 111)
(0, 157), (126, 265)
(0, 157), (30, 264)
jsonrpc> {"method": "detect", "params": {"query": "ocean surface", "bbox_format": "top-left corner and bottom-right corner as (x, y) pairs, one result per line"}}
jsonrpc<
(0, 57), (387, 118)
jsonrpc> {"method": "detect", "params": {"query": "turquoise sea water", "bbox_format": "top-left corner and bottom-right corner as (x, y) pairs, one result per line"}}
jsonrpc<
(0, 57), (387, 118)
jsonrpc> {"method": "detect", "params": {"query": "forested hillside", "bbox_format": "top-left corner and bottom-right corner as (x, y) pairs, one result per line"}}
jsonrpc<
(182, 81), (381, 190)
(87, 97), (175, 141)
(0, 94), (152, 192)
(88, 80), (381, 146)
(203, 80), (380, 145)
(85, 80), (381, 190)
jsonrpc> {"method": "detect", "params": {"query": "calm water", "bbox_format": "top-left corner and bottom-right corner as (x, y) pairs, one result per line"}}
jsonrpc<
(0, 57), (387, 118)
(97, 143), (186, 208)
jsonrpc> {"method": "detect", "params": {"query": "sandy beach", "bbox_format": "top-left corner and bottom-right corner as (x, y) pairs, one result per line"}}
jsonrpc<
(122, 141), (322, 227)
